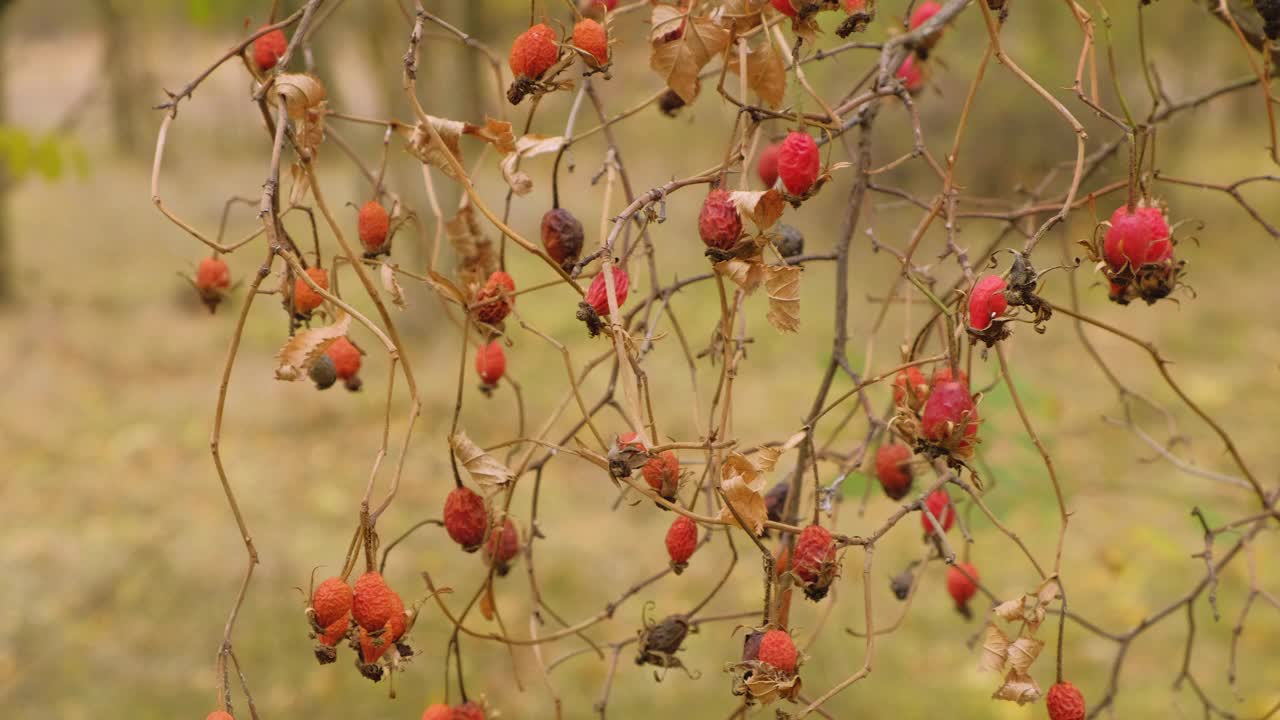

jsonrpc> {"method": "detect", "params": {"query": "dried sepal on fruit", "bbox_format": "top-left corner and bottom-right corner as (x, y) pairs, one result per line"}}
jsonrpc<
(726, 626), (803, 706)
(836, 0), (876, 37)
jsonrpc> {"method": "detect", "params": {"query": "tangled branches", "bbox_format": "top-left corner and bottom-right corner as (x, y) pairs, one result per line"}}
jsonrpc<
(154, 1), (1279, 718)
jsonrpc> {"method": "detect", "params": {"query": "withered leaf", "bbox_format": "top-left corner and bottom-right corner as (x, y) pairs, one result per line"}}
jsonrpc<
(978, 623), (1010, 673)
(400, 117), (466, 180)
(649, 11), (730, 103)
(752, 431), (806, 473)
(728, 189), (785, 230)
(499, 134), (566, 196)
(994, 596), (1027, 623)
(726, 41), (786, 109)
(445, 198), (497, 295)
(380, 262), (407, 309)
(274, 312), (351, 381)
(1006, 636), (1044, 675)
(992, 670), (1042, 705)
(1037, 578), (1061, 605)
(272, 73), (326, 119)
(765, 265), (802, 333)
(449, 431), (514, 495)
(714, 257), (767, 293)
(718, 452), (769, 534)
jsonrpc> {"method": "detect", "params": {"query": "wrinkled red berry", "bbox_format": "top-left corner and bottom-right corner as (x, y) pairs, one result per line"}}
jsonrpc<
(509, 24), (559, 79)
(585, 266), (629, 315)
(698, 190), (743, 250)
(1104, 204), (1172, 271)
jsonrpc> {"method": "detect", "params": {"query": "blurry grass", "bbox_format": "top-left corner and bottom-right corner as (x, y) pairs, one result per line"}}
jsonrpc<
(2, 3), (1280, 719)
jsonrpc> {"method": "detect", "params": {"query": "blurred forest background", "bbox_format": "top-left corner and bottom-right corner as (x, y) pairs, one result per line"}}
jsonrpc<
(1, 0), (1277, 718)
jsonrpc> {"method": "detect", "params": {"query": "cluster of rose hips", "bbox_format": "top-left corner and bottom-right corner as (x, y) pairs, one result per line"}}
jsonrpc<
(507, 10), (610, 105)
(886, 363), (980, 471)
(300, 572), (414, 682)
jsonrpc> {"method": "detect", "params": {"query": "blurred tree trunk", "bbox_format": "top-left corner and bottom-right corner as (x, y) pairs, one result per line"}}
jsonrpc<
(97, 0), (142, 156)
(0, 4), (10, 303)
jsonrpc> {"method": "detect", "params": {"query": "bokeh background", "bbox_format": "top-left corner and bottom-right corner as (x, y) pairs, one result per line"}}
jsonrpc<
(2, 1), (1278, 718)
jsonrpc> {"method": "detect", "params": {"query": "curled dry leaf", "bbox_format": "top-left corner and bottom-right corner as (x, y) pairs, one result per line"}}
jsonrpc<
(649, 8), (731, 103)
(1006, 636), (1044, 675)
(446, 198), (498, 295)
(499, 134), (566, 196)
(274, 312), (351, 381)
(728, 190), (785, 230)
(994, 596), (1028, 623)
(718, 452), (769, 534)
(401, 117), (465, 179)
(272, 73), (326, 119)
(714, 257), (767, 293)
(978, 623), (1010, 673)
(380, 262), (407, 309)
(752, 430), (806, 473)
(449, 431), (514, 496)
(991, 670), (1041, 705)
(765, 265), (801, 334)
(726, 41), (786, 109)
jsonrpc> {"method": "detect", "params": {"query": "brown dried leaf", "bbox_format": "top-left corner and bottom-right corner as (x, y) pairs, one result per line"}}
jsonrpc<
(978, 623), (1010, 673)
(714, 257), (767, 293)
(752, 431), (806, 473)
(499, 134), (566, 197)
(1006, 636), (1044, 675)
(449, 431), (514, 495)
(380, 262), (407, 309)
(994, 596), (1027, 623)
(274, 312), (351, 381)
(726, 41), (786, 109)
(765, 265), (802, 333)
(649, 12), (730, 103)
(719, 0), (768, 33)
(466, 117), (517, 155)
(400, 117), (466, 179)
(272, 73), (326, 119)
(718, 452), (769, 534)
(1037, 578), (1062, 605)
(728, 189), (785, 230)
(445, 198), (497, 295)
(991, 670), (1042, 705)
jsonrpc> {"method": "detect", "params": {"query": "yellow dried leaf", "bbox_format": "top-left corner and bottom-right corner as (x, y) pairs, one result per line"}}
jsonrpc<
(726, 41), (786, 109)
(649, 13), (730, 103)
(273, 312), (351, 381)
(449, 431), (514, 495)
(765, 265), (801, 333)
(466, 117), (517, 155)
(1037, 578), (1061, 605)
(728, 189), (785, 230)
(1007, 636), (1044, 675)
(991, 670), (1042, 705)
(978, 623), (1010, 673)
